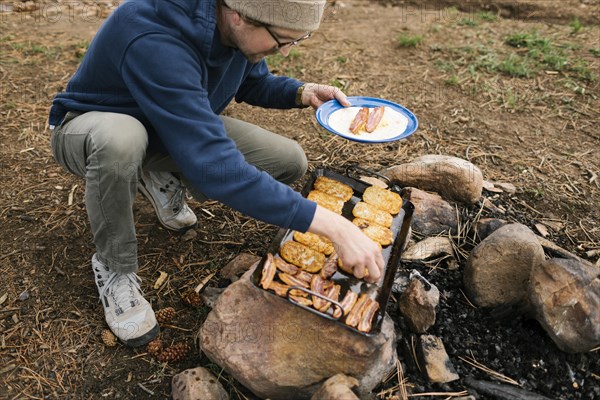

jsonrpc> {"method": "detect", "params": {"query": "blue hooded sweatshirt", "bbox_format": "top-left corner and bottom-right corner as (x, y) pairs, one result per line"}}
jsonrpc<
(49, 0), (317, 232)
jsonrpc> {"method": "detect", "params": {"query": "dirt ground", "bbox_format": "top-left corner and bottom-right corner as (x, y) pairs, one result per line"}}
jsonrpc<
(1, 0), (599, 399)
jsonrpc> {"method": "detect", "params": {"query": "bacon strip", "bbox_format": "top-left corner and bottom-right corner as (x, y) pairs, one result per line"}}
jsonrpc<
(345, 294), (369, 328)
(294, 270), (314, 285)
(311, 274), (329, 311)
(278, 272), (310, 289)
(349, 107), (370, 134)
(358, 298), (380, 333)
(259, 254), (275, 290)
(274, 257), (299, 275)
(269, 281), (291, 297)
(333, 290), (359, 319)
(289, 295), (312, 307)
(316, 284), (341, 313)
(320, 254), (339, 280)
(365, 106), (385, 133)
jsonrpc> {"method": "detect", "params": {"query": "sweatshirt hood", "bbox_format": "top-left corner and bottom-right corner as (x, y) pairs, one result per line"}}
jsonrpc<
(153, 0), (217, 55)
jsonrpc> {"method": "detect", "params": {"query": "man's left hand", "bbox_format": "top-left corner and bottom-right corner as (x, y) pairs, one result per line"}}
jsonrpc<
(301, 83), (351, 109)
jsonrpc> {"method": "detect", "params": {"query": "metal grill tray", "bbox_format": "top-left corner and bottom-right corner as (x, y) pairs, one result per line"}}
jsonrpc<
(251, 167), (414, 337)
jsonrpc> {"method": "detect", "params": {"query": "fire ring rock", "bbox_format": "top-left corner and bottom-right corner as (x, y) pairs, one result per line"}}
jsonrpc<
(381, 155), (483, 204)
(199, 269), (397, 400)
(464, 223), (545, 308)
(529, 258), (600, 353)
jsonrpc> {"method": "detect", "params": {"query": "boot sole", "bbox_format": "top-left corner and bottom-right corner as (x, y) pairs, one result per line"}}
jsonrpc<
(138, 185), (197, 233)
(123, 323), (160, 347)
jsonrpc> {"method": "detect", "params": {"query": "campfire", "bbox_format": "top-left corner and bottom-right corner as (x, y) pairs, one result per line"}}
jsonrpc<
(182, 155), (599, 400)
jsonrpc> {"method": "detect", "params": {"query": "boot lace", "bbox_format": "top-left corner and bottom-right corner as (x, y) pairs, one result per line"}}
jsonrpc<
(157, 175), (185, 214)
(100, 272), (142, 316)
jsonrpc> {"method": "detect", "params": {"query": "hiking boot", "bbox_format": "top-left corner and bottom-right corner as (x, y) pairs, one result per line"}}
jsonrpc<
(138, 170), (197, 232)
(92, 254), (159, 347)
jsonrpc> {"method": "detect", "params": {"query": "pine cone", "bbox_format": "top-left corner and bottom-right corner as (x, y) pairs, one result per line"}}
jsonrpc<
(147, 338), (163, 356)
(155, 307), (176, 324)
(101, 329), (117, 347)
(157, 342), (190, 363)
(182, 289), (202, 307)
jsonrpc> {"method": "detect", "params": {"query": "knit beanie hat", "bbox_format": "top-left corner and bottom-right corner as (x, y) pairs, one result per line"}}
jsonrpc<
(224, 0), (327, 31)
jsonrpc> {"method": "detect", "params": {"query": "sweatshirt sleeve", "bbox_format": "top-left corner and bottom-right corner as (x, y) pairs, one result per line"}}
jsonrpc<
(120, 34), (316, 231)
(235, 60), (303, 109)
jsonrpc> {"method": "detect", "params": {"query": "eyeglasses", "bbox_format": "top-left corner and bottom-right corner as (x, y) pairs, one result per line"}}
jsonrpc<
(263, 26), (312, 49)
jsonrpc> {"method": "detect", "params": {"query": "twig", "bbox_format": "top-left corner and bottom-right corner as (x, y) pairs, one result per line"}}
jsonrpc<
(397, 359), (409, 400)
(464, 377), (552, 400)
(159, 324), (193, 332)
(459, 353), (519, 386)
(407, 391), (468, 397)
(0, 250), (18, 261)
(137, 382), (155, 395)
(195, 272), (216, 293)
(459, 289), (477, 309)
(535, 235), (591, 265)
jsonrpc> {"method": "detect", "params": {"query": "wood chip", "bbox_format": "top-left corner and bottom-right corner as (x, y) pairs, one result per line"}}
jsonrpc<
(539, 219), (564, 232)
(483, 180), (503, 193)
(494, 182), (517, 194)
(535, 223), (549, 238)
(153, 271), (168, 290)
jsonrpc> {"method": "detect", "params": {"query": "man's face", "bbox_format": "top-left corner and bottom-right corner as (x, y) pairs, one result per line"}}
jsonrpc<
(235, 22), (310, 63)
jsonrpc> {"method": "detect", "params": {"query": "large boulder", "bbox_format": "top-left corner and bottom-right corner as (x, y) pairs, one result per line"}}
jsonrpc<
(464, 223), (545, 308)
(382, 155), (483, 204)
(199, 270), (397, 400)
(529, 258), (600, 353)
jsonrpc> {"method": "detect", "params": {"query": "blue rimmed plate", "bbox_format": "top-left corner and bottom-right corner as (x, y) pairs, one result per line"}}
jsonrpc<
(315, 96), (418, 143)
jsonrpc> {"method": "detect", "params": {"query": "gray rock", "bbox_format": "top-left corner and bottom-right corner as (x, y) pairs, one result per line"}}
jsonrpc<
(220, 253), (260, 280)
(474, 218), (508, 241)
(399, 277), (440, 333)
(529, 258), (600, 353)
(382, 155), (483, 204)
(417, 335), (459, 383)
(402, 188), (458, 235)
(172, 367), (228, 400)
(310, 374), (359, 400)
(464, 223), (545, 308)
(401, 237), (454, 262)
(200, 270), (397, 400)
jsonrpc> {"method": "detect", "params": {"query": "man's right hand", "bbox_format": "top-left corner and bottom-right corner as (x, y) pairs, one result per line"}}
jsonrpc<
(307, 205), (384, 283)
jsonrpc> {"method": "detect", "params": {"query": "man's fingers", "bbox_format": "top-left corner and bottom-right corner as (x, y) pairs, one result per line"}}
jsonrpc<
(335, 92), (351, 107)
(366, 262), (381, 282)
(353, 265), (366, 279)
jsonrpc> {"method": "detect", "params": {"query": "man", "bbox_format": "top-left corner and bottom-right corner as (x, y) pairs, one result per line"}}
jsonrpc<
(48, 0), (384, 347)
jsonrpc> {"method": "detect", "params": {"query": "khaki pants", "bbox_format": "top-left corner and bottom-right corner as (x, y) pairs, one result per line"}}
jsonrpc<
(51, 111), (307, 273)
